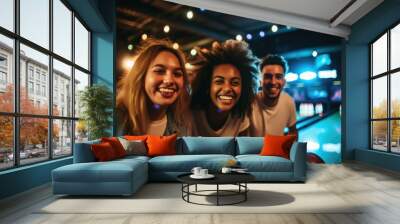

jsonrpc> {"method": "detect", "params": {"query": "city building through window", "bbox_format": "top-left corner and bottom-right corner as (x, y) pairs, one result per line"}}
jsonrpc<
(0, 0), (91, 170)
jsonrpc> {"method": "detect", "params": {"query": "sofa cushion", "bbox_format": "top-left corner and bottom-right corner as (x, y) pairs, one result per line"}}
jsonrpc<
(236, 155), (293, 172)
(91, 142), (118, 161)
(180, 137), (235, 155)
(148, 154), (235, 172)
(118, 137), (147, 156)
(260, 135), (297, 159)
(235, 137), (264, 155)
(147, 134), (177, 157)
(101, 137), (127, 158)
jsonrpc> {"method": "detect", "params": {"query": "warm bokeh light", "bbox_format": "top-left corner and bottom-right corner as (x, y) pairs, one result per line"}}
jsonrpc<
(141, 33), (148, 40)
(173, 42), (179, 49)
(186, 10), (194, 19)
(122, 57), (135, 71)
(163, 25), (170, 33)
(185, 62), (193, 69)
(127, 44), (133, 51)
(190, 48), (197, 56)
(235, 34), (243, 41)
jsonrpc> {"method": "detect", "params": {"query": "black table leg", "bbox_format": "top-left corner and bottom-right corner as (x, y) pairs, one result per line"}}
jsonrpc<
(245, 183), (247, 201)
(217, 184), (219, 206)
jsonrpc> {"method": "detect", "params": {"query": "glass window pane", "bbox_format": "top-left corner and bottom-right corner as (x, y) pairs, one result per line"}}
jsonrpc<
(0, 0), (14, 32)
(75, 120), (88, 143)
(20, 44), (49, 115)
(392, 120), (400, 153)
(372, 77), (387, 119)
(391, 24), (400, 70)
(74, 17), (89, 70)
(0, 34), (14, 112)
(20, 0), (49, 49)
(53, 0), (72, 60)
(74, 69), (89, 118)
(372, 121), (388, 151)
(0, 116), (14, 170)
(53, 59), (72, 117)
(391, 72), (400, 118)
(372, 33), (387, 76)
(53, 119), (72, 158)
(20, 117), (49, 165)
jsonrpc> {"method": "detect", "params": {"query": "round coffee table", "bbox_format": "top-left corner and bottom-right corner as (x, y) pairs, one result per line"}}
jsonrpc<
(177, 173), (255, 206)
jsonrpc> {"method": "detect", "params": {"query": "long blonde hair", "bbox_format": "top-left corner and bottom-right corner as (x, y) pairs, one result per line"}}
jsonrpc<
(116, 39), (190, 135)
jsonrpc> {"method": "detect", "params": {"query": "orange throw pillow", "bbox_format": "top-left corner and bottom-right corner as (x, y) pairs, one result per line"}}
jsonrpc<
(124, 135), (148, 141)
(260, 135), (297, 159)
(91, 142), (117, 161)
(101, 137), (127, 158)
(146, 134), (177, 157)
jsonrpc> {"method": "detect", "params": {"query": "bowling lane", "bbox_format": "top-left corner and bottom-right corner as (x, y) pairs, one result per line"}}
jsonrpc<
(298, 112), (341, 164)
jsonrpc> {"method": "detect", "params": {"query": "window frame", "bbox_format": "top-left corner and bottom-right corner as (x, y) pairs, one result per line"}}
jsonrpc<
(0, 0), (92, 171)
(370, 20), (400, 154)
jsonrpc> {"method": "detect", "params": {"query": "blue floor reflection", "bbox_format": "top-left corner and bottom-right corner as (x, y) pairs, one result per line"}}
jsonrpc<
(298, 112), (341, 164)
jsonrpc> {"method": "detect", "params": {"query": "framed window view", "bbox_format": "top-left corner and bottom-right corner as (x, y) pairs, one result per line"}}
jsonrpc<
(0, 0), (91, 171)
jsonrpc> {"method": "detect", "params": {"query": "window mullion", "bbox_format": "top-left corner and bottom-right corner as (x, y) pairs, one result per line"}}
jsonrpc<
(49, 0), (53, 160)
(387, 30), (391, 152)
(71, 11), (76, 154)
(13, 0), (20, 167)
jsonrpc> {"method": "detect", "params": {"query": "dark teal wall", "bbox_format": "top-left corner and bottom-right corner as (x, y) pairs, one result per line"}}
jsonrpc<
(92, 0), (116, 135)
(0, 158), (72, 199)
(345, 0), (400, 171)
(0, 0), (116, 200)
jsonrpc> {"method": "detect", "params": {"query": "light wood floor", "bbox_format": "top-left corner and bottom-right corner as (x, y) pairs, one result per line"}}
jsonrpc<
(1, 162), (400, 224)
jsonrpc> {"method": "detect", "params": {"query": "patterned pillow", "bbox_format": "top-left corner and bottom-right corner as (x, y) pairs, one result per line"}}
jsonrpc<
(118, 137), (147, 156)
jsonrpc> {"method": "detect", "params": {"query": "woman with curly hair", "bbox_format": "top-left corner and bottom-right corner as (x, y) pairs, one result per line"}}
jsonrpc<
(190, 40), (259, 136)
(116, 39), (192, 136)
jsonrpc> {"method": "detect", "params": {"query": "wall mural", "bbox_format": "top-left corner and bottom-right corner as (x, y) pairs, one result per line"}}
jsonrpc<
(116, 0), (342, 163)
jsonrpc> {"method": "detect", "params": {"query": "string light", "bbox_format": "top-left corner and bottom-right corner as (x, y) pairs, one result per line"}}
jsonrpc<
(259, 31), (265, 37)
(127, 44), (133, 51)
(185, 63), (193, 69)
(312, 50), (318, 57)
(163, 25), (170, 33)
(190, 49), (197, 56)
(122, 57), (135, 71)
(173, 43), (179, 49)
(186, 10), (194, 19)
(271, 25), (278, 32)
(235, 34), (243, 41)
(246, 34), (252, 40)
(141, 33), (148, 40)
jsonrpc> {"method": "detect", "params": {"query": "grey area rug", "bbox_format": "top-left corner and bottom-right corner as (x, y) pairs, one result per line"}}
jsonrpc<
(38, 183), (362, 214)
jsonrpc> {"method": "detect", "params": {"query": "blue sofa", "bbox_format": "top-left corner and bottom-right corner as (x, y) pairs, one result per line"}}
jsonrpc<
(52, 137), (307, 196)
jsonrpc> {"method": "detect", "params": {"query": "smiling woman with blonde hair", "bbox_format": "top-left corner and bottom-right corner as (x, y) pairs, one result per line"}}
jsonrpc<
(116, 39), (192, 136)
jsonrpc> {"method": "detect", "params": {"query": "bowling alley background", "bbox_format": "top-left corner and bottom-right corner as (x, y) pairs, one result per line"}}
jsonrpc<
(117, 0), (343, 164)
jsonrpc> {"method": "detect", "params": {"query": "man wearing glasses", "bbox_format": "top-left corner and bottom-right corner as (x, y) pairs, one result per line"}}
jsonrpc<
(250, 54), (298, 137)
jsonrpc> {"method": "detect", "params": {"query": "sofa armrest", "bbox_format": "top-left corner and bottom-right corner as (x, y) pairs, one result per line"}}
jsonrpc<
(73, 140), (100, 163)
(289, 142), (307, 182)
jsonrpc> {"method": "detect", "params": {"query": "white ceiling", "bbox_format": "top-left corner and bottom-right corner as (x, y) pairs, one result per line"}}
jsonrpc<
(166, 0), (384, 38)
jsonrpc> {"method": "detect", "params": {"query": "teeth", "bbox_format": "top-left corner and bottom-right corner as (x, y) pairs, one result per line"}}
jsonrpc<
(159, 88), (175, 93)
(219, 95), (233, 100)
